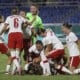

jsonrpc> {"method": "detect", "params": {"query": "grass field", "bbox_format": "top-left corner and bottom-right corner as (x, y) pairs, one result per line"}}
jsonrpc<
(0, 48), (80, 80)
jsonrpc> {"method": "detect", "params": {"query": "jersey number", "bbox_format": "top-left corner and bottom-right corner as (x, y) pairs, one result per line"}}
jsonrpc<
(14, 18), (19, 28)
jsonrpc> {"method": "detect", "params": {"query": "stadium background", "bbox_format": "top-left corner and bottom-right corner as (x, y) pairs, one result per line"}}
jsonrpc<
(0, 0), (80, 80)
(0, 0), (80, 43)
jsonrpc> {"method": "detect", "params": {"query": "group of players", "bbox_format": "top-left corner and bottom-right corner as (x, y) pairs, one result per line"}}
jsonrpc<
(0, 4), (80, 76)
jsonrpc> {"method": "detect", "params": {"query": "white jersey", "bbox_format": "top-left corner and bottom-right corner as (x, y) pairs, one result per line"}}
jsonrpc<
(25, 25), (31, 36)
(5, 15), (27, 34)
(66, 32), (80, 57)
(29, 45), (47, 61)
(29, 44), (40, 55)
(0, 23), (5, 43)
(43, 31), (64, 49)
(40, 50), (48, 62)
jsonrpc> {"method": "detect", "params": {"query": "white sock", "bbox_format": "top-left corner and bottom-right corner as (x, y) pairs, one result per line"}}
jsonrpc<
(24, 64), (29, 71)
(40, 61), (45, 74)
(6, 65), (11, 72)
(13, 59), (20, 70)
(16, 50), (20, 59)
(40, 61), (51, 75)
(44, 62), (51, 74)
(11, 50), (20, 72)
(73, 69), (80, 74)
(12, 63), (16, 74)
(57, 65), (72, 74)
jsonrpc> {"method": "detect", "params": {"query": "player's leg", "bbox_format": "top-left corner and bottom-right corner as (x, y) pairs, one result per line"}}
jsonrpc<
(55, 64), (73, 74)
(24, 63), (30, 71)
(44, 61), (51, 76)
(40, 61), (51, 76)
(10, 49), (21, 75)
(40, 61), (46, 75)
(69, 56), (80, 74)
(46, 49), (73, 74)
(5, 55), (12, 74)
(8, 33), (21, 75)
(15, 32), (24, 75)
(23, 38), (32, 71)
(73, 68), (80, 74)
(0, 43), (12, 74)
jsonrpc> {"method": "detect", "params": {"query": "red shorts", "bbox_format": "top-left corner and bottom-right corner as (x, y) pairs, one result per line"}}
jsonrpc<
(47, 49), (64, 59)
(69, 56), (80, 68)
(8, 32), (23, 49)
(0, 43), (8, 54)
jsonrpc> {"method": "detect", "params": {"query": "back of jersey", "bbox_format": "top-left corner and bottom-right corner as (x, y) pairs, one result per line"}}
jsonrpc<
(5, 15), (26, 34)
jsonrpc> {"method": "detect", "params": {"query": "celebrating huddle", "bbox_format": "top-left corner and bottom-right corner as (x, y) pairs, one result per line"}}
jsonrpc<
(0, 5), (80, 76)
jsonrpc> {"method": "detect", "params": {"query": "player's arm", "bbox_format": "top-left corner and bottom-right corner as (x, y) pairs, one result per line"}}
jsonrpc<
(28, 45), (35, 53)
(71, 33), (80, 49)
(25, 16), (36, 25)
(76, 40), (80, 49)
(0, 17), (9, 35)
(33, 56), (41, 64)
(38, 17), (44, 29)
(0, 23), (8, 35)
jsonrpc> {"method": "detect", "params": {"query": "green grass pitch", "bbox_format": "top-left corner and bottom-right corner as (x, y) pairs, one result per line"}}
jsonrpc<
(0, 50), (80, 80)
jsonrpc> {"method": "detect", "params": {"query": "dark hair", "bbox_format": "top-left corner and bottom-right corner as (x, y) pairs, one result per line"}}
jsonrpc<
(40, 28), (46, 33)
(36, 40), (43, 46)
(63, 23), (72, 29)
(37, 28), (46, 35)
(12, 7), (18, 15)
(31, 3), (39, 9)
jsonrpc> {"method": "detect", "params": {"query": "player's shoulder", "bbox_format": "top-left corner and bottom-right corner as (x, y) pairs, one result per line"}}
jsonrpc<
(31, 44), (36, 49)
(69, 32), (76, 37)
(6, 16), (11, 19)
(6, 15), (18, 19)
(26, 12), (32, 17)
(37, 15), (42, 20)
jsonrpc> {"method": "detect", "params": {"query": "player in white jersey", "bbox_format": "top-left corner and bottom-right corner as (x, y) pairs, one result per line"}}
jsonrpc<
(62, 23), (80, 74)
(0, 15), (8, 54)
(0, 7), (36, 75)
(39, 28), (64, 59)
(24, 40), (51, 76)
(38, 28), (73, 74)
(0, 15), (12, 74)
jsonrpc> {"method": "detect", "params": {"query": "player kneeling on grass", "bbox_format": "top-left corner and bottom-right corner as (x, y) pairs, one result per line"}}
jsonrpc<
(62, 23), (80, 74)
(39, 28), (73, 75)
(24, 40), (51, 76)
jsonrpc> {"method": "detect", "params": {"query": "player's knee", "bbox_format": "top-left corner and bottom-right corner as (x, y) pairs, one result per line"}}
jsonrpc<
(11, 56), (17, 60)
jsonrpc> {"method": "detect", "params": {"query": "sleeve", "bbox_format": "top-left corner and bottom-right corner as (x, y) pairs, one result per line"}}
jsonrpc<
(5, 17), (10, 24)
(26, 12), (31, 20)
(70, 33), (78, 42)
(38, 17), (44, 29)
(21, 16), (28, 23)
(28, 45), (35, 53)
